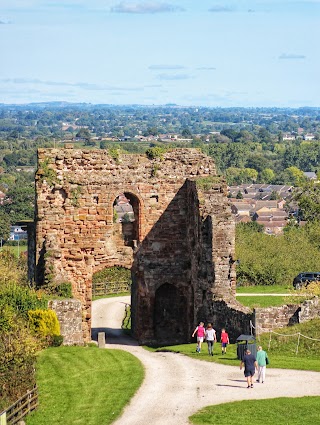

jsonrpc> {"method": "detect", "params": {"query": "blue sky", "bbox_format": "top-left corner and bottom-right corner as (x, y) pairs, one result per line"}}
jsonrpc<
(0, 0), (319, 107)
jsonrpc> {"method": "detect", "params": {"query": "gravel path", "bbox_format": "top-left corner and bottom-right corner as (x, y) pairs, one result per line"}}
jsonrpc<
(92, 296), (320, 425)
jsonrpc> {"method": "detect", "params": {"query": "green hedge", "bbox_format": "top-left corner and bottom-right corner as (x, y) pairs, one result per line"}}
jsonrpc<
(236, 223), (320, 286)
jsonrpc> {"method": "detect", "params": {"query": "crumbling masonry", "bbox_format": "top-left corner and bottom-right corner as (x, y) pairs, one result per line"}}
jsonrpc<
(35, 146), (251, 345)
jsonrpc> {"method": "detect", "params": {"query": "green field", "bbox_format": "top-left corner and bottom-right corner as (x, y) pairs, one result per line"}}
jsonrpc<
(190, 397), (320, 425)
(0, 245), (28, 257)
(236, 285), (291, 294)
(26, 346), (144, 425)
(146, 318), (320, 372)
(92, 291), (130, 301)
(236, 295), (289, 308)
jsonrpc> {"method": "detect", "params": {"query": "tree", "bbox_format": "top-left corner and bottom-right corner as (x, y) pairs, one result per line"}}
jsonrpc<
(283, 166), (306, 186)
(0, 211), (10, 243)
(147, 126), (158, 136)
(76, 128), (91, 143)
(246, 155), (270, 173)
(225, 167), (258, 185)
(3, 183), (35, 223)
(181, 128), (192, 138)
(293, 181), (320, 222)
(220, 128), (238, 142)
(260, 168), (275, 184)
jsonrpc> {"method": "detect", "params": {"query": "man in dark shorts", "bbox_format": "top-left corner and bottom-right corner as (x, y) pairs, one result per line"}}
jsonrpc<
(240, 349), (257, 388)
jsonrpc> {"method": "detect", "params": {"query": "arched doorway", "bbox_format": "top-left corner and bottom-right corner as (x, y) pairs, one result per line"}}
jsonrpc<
(154, 283), (192, 344)
(113, 192), (140, 249)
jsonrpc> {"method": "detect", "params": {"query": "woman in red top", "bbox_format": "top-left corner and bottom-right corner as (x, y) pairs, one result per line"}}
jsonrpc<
(192, 321), (205, 353)
(220, 328), (229, 354)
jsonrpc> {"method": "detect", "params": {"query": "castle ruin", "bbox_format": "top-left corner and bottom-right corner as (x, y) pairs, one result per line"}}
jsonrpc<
(35, 146), (249, 345)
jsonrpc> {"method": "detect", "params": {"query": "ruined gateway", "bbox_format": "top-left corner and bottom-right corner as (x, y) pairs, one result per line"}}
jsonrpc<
(35, 146), (251, 345)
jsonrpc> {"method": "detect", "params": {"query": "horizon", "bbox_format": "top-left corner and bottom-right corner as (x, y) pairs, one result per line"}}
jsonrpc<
(1, 1), (319, 107)
(1, 101), (320, 110)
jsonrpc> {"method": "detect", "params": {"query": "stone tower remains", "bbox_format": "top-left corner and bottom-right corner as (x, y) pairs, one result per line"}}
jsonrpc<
(35, 146), (248, 345)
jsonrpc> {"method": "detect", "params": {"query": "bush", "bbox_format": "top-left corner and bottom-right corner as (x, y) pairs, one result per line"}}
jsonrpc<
(236, 223), (320, 286)
(51, 335), (64, 347)
(28, 309), (61, 337)
(0, 285), (48, 324)
(55, 282), (72, 298)
(0, 316), (39, 410)
(92, 266), (131, 284)
(45, 281), (72, 298)
(145, 146), (167, 160)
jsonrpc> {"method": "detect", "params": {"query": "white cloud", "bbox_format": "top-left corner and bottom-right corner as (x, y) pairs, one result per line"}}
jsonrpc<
(149, 64), (186, 70)
(279, 53), (306, 59)
(157, 73), (193, 80)
(208, 5), (235, 12)
(0, 78), (144, 92)
(111, 2), (184, 14)
(196, 66), (216, 71)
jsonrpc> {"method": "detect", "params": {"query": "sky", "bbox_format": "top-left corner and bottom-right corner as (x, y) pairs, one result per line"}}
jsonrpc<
(0, 0), (319, 107)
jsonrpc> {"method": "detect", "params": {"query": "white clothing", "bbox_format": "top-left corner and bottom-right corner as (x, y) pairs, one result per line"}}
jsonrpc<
(205, 328), (216, 341)
(257, 365), (266, 382)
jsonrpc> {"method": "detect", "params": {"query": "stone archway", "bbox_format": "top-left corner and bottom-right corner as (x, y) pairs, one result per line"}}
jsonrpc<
(154, 283), (193, 345)
(112, 191), (140, 249)
(35, 146), (237, 344)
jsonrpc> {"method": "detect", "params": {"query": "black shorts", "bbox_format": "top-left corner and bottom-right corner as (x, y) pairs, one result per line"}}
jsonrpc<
(244, 369), (255, 377)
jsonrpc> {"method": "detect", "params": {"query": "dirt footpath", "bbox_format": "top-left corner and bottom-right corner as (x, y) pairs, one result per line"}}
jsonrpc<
(92, 297), (320, 425)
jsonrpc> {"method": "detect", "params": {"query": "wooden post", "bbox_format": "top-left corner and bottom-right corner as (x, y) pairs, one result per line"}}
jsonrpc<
(98, 332), (106, 348)
(0, 412), (6, 425)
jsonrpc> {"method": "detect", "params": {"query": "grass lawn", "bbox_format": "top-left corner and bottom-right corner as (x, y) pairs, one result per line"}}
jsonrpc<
(0, 245), (27, 257)
(189, 397), (320, 425)
(236, 285), (291, 294)
(236, 295), (289, 308)
(236, 284), (302, 308)
(92, 291), (130, 301)
(147, 318), (320, 372)
(26, 345), (144, 425)
(147, 342), (320, 371)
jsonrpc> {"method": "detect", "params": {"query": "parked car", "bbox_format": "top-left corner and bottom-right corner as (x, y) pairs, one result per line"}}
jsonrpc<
(292, 272), (320, 289)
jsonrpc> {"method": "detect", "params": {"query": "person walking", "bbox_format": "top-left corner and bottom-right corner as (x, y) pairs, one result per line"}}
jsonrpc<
(192, 321), (205, 353)
(220, 328), (229, 355)
(256, 345), (268, 383)
(205, 323), (217, 356)
(240, 349), (258, 388)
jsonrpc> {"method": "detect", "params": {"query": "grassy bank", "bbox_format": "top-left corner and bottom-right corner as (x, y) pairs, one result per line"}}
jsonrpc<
(0, 245), (28, 257)
(190, 397), (320, 425)
(236, 285), (291, 294)
(26, 346), (144, 425)
(146, 318), (320, 371)
(92, 291), (130, 301)
(236, 295), (289, 308)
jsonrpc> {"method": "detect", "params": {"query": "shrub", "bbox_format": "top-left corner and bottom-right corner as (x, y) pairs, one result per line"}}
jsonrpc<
(0, 316), (39, 410)
(28, 309), (61, 337)
(0, 285), (48, 324)
(55, 282), (72, 298)
(92, 266), (131, 284)
(195, 175), (222, 191)
(145, 146), (167, 160)
(51, 335), (64, 347)
(236, 223), (320, 286)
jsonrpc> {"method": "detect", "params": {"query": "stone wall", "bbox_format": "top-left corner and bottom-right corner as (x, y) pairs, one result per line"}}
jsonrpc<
(35, 146), (236, 344)
(49, 299), (84, 345)
(299, 297), (320, 323)
(254, 304), (301, 337)
(209, 300), (253, 343)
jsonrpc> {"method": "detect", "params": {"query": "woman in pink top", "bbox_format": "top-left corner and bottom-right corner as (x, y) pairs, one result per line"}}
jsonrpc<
(192, 321), (205, 353)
